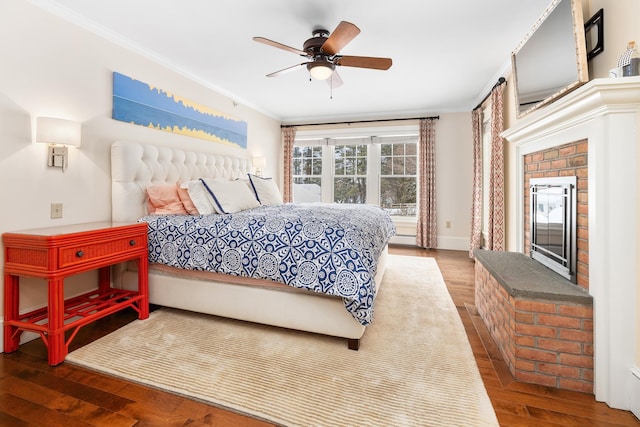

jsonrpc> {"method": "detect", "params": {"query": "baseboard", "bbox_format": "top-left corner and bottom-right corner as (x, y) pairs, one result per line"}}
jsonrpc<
(437, 236), (470, 251)
(631, 366), (640, 420)
(389, 235), (416, 246)
(391, 235), (470, 250)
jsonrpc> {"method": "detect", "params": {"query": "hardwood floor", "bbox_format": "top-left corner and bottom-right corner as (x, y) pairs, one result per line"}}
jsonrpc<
(1, 247), (638, 426)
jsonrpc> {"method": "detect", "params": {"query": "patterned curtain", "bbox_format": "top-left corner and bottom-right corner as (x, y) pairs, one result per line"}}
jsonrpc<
(469, 108), (483, 258)
(282, 126), (296, 203)
(486, 84), (505, 251)
(416, 118), (437, 248)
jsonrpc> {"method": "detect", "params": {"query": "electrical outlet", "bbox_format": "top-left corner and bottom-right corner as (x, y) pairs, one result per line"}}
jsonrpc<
(50, 203), (63, 219)
(445, 220), (451, 228)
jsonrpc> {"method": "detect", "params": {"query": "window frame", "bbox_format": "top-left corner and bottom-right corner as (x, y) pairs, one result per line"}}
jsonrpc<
(332, 142), (370, 205)
(292, 143), (324, 202)
(378, 137), (418, 217)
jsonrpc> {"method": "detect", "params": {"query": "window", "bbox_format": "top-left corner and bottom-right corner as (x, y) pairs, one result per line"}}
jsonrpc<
(379, 141), (417, 216)
(292, 145), (323, 203)
(292, 128), (418, 220)
(334, 144), (367, 204)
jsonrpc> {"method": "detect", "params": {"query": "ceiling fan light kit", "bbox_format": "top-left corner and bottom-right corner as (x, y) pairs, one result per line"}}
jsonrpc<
(308, 61), (335, 80)
(253, 21), (392, 86)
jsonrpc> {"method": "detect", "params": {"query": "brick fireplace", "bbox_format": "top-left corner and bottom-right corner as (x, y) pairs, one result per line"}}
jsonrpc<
(476, 139), (593, 392)
(497, 77), (640, 415)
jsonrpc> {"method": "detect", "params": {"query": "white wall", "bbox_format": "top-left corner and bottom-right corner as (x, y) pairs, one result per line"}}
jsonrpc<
(0, 2), (281, 319)
(587, 0), (640, 79)
(435, 112), (473, 251)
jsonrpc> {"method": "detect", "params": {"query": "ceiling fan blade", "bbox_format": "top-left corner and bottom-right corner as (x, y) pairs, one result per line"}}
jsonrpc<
(321, 21), (360, 55)
(336, 55), (392, 70)
(253, 36), (308, 57)
(266, 62), (310, 77)
(326, 70), (344, 88)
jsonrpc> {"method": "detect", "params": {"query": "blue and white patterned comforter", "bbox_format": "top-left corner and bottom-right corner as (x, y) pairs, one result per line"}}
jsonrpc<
(139, 203), (396, 325)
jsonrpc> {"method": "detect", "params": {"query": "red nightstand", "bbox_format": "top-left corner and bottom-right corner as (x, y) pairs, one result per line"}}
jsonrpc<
(3, 221), (149, 365)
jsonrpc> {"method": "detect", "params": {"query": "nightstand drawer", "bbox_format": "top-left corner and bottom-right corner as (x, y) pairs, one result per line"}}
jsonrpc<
(59, 235), (146, 268)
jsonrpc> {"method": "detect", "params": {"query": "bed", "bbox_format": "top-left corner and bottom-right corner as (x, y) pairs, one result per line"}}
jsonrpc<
(111, 141), (394, 349)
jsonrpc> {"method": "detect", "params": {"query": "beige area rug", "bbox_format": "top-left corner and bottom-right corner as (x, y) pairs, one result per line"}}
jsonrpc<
(67, 255), (498, 427)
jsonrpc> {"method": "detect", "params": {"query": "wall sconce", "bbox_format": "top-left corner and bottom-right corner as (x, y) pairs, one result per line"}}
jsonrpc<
(36, 117), (81, 172)
(253, 156), (266, 177)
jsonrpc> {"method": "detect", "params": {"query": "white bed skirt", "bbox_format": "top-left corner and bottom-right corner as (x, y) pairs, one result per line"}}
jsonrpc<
(116, 246), (388, 341)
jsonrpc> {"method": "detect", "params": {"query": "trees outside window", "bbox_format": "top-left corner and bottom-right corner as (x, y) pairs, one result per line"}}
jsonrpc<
(334, 144), (367, 204)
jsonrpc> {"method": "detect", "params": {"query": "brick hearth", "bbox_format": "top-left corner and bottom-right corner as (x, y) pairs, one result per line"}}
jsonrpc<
(474, 250), (593, 393)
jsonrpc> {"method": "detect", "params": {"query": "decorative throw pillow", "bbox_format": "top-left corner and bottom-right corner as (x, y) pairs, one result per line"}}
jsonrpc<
(180, 180), (216, 215)
(146, 184), (188, 215)
(247, 174), (284, 206)
(200, 178), (260, 214)
(177, 186), (199, 215)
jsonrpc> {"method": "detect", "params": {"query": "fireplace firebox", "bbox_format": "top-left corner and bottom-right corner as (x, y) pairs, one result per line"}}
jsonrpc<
(529, 176), (577, 283)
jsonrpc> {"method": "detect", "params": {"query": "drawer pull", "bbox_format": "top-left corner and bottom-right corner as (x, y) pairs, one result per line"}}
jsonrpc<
(76, 250), (84, 258)
(129, 240), (136, 246)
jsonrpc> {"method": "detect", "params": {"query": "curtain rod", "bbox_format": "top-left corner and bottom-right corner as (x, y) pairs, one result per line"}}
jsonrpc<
(473, 77), (506, 111)
(281, 115), (439, 128)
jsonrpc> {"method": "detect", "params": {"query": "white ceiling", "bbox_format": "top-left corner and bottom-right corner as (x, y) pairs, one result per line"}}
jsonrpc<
(35, 0), (552, 124)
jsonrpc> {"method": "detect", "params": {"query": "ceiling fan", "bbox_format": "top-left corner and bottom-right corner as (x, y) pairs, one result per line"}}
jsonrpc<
(253, 21), (392, 87)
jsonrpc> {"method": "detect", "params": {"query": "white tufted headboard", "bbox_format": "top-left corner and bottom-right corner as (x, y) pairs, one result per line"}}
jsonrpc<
(111, 141), (252, 222)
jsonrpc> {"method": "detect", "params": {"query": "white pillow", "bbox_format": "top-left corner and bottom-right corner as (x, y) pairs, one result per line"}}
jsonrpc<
(248, 174), (283, 206)
(180, 180), (216, 215)
(200, 178), (260, 214)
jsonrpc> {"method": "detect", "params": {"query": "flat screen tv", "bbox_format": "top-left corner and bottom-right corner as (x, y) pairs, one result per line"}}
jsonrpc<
(512, 0), (589, 118)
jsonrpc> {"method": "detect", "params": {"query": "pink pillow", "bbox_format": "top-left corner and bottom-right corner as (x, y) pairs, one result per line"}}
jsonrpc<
(177, 186), (199, 215)
(146, 184), (188, 215)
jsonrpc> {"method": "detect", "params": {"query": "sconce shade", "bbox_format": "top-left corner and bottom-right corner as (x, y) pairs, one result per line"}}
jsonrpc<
(36, 117), (81, 147)
(253, 156), (266, 177)
(253, 156), (267, 170)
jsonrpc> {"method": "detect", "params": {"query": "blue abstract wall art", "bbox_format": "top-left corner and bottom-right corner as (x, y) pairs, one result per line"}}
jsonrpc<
(112, 72), (247, 149)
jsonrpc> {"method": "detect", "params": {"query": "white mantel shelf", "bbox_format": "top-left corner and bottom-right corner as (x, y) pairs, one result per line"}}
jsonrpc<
(502, 76), (640, 415)
(503, 76), (640, 143)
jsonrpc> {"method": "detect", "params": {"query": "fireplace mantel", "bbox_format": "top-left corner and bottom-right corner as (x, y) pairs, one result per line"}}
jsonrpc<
(502, 77), (640, 414)
(503, 77), (640, 146)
